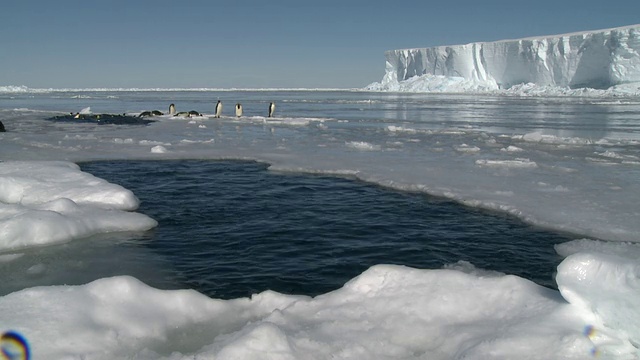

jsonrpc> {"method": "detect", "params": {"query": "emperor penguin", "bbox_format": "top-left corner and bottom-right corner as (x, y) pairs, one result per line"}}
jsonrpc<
(169, 103), (176, 116)
(235, 103), (243, 117)
(268, 102), (275, 118)
(215, 100), (222, 118)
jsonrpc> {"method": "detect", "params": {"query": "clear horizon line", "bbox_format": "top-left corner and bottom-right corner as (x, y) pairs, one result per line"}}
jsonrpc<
(0, 85), (369, 93)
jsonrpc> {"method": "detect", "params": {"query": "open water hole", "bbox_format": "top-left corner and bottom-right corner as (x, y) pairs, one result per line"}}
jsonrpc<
(73, 160), (576, 299)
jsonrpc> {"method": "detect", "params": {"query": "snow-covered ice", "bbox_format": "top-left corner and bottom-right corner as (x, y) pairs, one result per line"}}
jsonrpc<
(0, 87), (639, 359)
(2, 263), (633, 359)
(0, 161), (156, 251)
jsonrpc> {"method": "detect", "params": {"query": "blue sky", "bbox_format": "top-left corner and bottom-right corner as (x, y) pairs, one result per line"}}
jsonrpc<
(1, 0), (638, 89)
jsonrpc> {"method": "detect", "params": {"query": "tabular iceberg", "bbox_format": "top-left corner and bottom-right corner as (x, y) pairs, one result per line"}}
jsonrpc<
(369, 24), (640, 93)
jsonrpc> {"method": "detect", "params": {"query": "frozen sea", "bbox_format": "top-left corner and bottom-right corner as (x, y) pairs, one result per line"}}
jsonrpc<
(0, 88), (639, 359)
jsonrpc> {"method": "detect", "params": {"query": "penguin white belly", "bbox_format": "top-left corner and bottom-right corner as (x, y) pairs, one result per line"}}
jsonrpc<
(268, 102), (275, 117)
(215, 102), (223, 118)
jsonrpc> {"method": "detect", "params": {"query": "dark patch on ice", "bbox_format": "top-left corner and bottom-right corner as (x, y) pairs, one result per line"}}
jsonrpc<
(47, 113), (155, 125)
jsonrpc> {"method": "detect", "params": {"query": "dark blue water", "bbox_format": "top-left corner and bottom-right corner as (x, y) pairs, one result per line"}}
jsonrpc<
(80, 160), (576, 299)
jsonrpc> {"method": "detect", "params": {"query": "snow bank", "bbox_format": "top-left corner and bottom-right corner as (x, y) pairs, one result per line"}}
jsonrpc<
(0, 161), (139, 210)
(0, 161), (157, 251)
(1, 259), (637, 359)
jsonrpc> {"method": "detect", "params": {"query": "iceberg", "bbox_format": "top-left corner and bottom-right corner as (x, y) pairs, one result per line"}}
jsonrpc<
(369, 24), (640, 94)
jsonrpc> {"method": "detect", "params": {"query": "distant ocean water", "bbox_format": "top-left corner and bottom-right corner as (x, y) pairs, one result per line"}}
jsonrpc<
(79, 160), (576, 299)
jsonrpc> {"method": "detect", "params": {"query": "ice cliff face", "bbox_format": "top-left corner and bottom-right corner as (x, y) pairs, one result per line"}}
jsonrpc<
(371, 24), (640, 92)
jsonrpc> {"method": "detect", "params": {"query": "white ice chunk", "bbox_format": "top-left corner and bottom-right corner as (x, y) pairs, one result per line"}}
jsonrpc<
(151, 145), (169, 153)
(0, 161), (140, 210)
(0, 161), (157, 251)
(345, 141), (381, 151)
(0, 198), (157, 251)
(557, 250), (640, 351)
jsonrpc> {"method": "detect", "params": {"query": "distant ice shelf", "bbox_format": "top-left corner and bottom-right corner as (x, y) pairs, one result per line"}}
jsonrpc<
(368, 24), (640, 95)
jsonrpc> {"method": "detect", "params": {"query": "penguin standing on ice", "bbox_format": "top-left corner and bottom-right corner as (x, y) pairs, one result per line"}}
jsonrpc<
(169, 103), (176, 116)
(268, 102), (275, 118)
(215, 100), (222, 118)
(235, 103), (243, 117)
